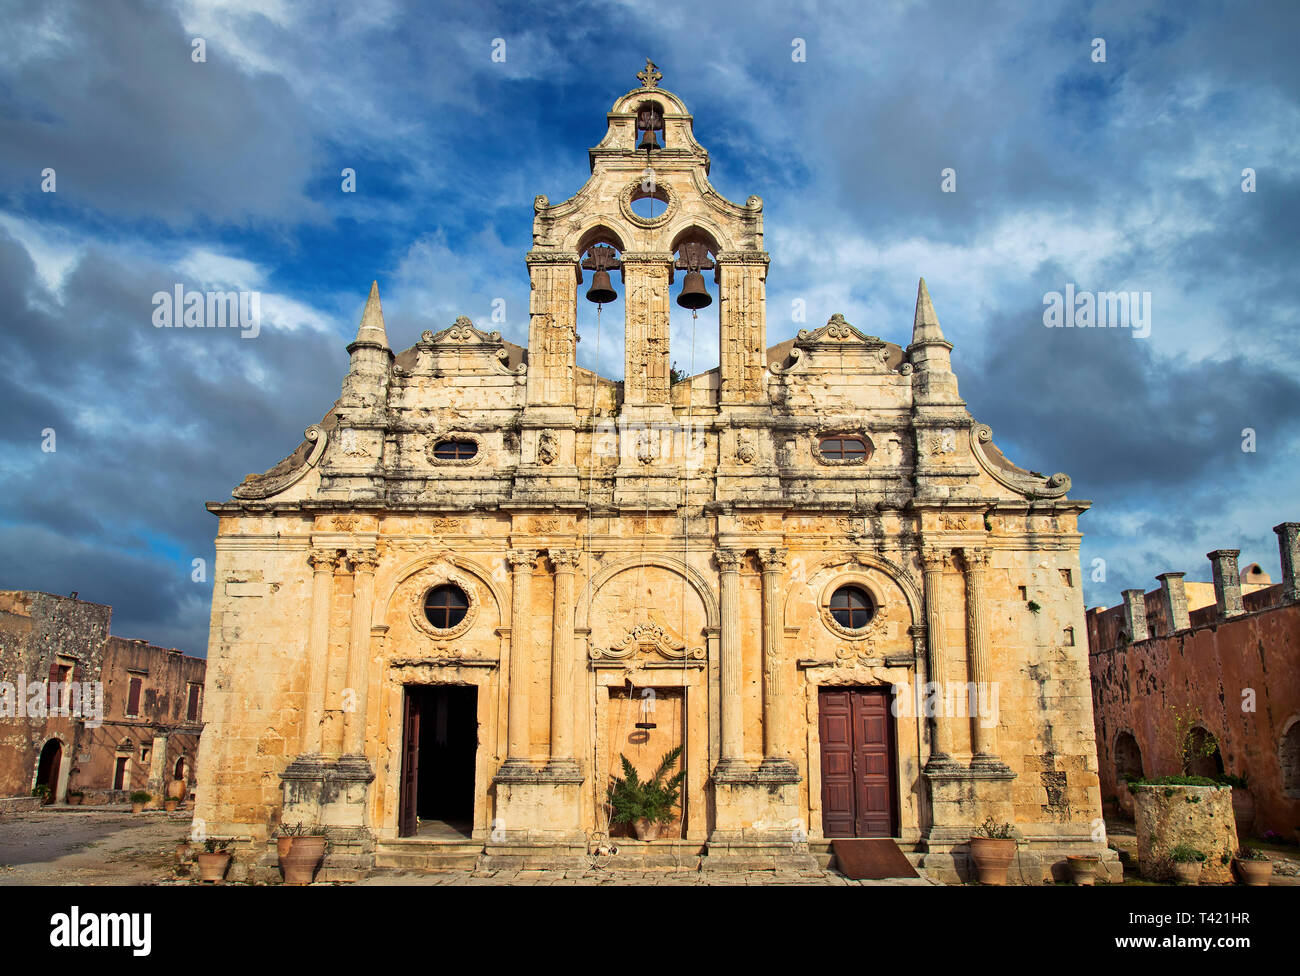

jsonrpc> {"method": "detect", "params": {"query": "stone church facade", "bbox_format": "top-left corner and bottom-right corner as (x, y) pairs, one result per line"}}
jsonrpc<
(195, 66), (1116, 882)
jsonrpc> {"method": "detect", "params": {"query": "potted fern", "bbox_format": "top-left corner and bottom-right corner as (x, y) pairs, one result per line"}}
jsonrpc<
(607, 746), (686, 841)
(130, 790), (151, 814)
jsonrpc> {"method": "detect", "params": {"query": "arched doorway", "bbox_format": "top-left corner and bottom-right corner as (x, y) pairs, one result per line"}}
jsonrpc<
(1186, 726), (1225, 779)
(173, 756), (186, 781)
(35, 739), (62, 801)
(1113, 731), (1143, 816)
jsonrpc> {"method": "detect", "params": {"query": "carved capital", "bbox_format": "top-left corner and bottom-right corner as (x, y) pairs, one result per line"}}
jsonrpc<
(961, 547), (989, 572)
(920, 547), (949, 572)
(715, 549), (743, 572)
(758, 547), (789, 572)
(507, 549), (539, 570)
(348, 548), (381, 574)
(308, 548), (341, 572)
(549, 548), (581, 571)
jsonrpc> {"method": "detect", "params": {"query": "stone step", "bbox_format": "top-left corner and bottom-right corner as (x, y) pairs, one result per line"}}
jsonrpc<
(374, 840), (485, 871)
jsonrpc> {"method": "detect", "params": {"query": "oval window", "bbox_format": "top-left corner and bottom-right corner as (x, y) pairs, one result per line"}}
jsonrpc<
(829, 585), (874, 629)
(424, 584), (469, 630)
(432, 439), (477, 461)
(819, 436), (868, 461)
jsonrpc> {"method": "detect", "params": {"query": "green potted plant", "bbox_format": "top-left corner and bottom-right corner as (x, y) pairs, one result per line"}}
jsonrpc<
(1232, 846), (1271, 886)
(195, 838), (232, 882)
(163, 796), (180, 813)
(279, 824), (327, 885)
(130, 790), (151, 814)
(31, 784), (51, 805)
(66, 789), (84, 806)
(606, 746), (686, 841)
(1169, 844), (1206, 885)
(969, 818), (1017, 885)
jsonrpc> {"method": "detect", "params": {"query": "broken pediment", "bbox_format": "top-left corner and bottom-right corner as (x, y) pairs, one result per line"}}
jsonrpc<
(590, 621), (706, 668)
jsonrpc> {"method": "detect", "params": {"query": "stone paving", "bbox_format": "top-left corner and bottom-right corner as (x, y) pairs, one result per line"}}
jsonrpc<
(356, 867), (939, 886)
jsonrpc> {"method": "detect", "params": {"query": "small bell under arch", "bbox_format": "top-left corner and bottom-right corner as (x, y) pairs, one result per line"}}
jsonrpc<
(581, 245), (622, 306)
(674, 241), (715, 312)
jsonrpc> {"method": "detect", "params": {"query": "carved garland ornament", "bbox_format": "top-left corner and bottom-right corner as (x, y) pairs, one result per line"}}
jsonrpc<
(591, 622), (705, 663)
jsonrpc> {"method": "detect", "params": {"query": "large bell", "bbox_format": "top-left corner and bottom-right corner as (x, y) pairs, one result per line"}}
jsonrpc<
(676, 269), (711, 310)
(585, 269), (617, 305)
(637, 127), (660, 152)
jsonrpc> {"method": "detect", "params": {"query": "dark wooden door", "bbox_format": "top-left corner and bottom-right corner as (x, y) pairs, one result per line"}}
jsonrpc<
(399, 689), (421, 837)
(819, 687), (896, 837)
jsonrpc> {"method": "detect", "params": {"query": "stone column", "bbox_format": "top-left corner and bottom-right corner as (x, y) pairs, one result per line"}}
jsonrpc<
(1121, 589), (1150, 642)
(716, 549), (744, 771)
(547, 548), (580, 771)
(1274, 523), (1300, 603)
(343, 548), (379, 757)
(1207, 549), (1244, 619)
(758, 547), (794, 771)
(716, 252), (769, 406)
(921, 548), (953, 763)
(302, 548), (339, 755)
(961, 547), (999, 761)
(1156, 572), (1191, 632)
(504, 549), (539, 767)
(523, 252), (579, 409)
(620, 254), (672, 410)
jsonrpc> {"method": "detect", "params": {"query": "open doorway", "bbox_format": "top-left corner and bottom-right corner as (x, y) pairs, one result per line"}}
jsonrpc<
(399, 685), (478, 838)
(35, 739), (62, 802)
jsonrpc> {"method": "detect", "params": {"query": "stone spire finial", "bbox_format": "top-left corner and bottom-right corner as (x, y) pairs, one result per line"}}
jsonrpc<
(911, 277), (946, 346)
(637, 59), (662, 88)
(350, 280), (389, 351)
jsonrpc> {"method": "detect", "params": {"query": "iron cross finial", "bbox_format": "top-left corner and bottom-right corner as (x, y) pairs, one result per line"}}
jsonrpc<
(637, 59), (662, 88)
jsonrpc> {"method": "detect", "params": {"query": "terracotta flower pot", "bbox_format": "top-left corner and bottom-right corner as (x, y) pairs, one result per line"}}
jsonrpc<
(282, 835), (327, 885)
(1171, 861), (1203, 885)
(969, 837), (1016, 885)
(68, 794), (83, 806)
(1067, 854), (1100, 886)
(633, 819), (662, 841)
(1234, 859), (1272, 886)
(195, 851), (231, 882)
(131, 802), (145, 814)
(276, 837), (294, 861)
(164, 799), (179, 812)
(1231, 789), (1255, 838)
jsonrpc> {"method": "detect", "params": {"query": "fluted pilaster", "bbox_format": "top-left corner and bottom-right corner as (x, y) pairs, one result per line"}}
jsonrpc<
(302, 548), (340, 755)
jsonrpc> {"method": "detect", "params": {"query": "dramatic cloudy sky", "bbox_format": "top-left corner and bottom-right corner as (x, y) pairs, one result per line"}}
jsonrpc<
(1, 0), (1297, 655)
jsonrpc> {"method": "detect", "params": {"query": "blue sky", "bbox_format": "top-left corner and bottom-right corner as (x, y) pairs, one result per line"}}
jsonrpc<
(1, 0), (1297, 654)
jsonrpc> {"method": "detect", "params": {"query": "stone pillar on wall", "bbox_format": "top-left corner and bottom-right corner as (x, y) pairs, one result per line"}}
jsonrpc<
(619, 254), (673, 414)
(547, 548), (581, 775)
(716, 252), (769, 406)
(1121, 589), (1150, 642)
(1156, 572), (1191, 632)
(301, 548), (340, 755)
(920, 548), (954, 765)
(502, 549), (539, 770)
(1274, 523), (1300, 603)
(146, 733), (168, 808)
(523, 252), (579, 412)
(758, 547), (796, 774)
(961, 547), (1004, 767)
(1207, 549), (1244, 619)
(342, 548), (379, 758)
(716, 549), (744, 773)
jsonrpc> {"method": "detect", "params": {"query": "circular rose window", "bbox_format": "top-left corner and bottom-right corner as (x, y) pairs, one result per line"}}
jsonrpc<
(424, 583), (469, 630)
(828, 584), (874, 630)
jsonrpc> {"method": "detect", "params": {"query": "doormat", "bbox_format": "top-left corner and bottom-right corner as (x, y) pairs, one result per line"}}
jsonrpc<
(831, 838), (919, 880)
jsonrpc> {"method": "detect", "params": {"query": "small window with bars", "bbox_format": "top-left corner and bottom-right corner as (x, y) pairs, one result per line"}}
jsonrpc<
(431, 439), (478, 461)
(818, 436), (869, 461)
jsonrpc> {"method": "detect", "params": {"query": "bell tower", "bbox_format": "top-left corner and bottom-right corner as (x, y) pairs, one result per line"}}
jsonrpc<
(520, 62), (769, 500)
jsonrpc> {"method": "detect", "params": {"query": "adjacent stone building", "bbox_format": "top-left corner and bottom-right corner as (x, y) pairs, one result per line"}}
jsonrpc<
(0, 590), (205, 806)
(1088, 525), (1300, 837)
(195, 65), (1115, 882)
